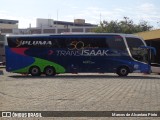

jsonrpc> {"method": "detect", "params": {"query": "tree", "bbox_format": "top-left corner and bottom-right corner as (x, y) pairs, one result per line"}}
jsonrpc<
(93, 17), (153, 33)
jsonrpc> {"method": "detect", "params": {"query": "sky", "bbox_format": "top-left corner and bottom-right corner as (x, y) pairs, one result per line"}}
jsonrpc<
(0, 0), (160, 28)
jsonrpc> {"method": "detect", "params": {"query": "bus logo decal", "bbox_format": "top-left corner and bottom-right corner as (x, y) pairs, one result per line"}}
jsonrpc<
(16, 39), (52, 47)
(16, 39), (23, 47)
(56, 49), (109, 56)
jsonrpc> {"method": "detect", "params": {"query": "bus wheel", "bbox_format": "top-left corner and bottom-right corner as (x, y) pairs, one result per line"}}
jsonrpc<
(29, 66), (41, 76)
(44, 66), (56, 76)
(117, 66), (129, 76)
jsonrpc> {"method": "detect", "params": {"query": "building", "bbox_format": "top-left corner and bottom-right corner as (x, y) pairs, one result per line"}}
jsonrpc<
(0, 18), (97, 34)
(0, 35), (5, 62)
(34, 18), (98, 34)
(136, 29), (160, 64)
(0, 19), (19, 34)
(0, 19), (19, 62)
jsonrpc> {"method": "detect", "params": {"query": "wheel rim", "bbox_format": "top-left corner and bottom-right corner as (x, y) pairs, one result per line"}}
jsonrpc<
(46, 69), (53, 75)
(45, 67), (55, 76)
(30, 66), (41, 76)
(120, 68), (127, 75)
(32, 68), (39, 74)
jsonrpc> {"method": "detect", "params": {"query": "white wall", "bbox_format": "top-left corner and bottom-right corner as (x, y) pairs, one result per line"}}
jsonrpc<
(36, 18), (54, 28)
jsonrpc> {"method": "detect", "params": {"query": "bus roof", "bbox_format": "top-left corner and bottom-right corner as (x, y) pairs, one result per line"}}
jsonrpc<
(6, 33), (139, 38)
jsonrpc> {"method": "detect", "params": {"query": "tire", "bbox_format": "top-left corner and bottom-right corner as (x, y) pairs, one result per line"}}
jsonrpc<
(117, 66), (129, 76)
(29, 66), (41, 76)
(44, 66), (56, 76)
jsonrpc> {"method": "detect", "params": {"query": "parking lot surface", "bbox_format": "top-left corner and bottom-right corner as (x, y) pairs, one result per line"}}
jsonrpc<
(1, 69), (160, 120)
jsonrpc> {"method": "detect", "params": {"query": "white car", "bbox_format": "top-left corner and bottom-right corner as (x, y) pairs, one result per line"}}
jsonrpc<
(151, 63), (160, 74)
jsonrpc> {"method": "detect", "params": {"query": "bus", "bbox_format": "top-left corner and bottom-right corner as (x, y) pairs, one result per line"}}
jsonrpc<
(5, 33), (153, 76)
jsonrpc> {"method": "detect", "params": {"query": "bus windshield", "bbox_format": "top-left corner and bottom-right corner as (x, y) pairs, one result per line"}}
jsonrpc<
(126, 37), (148, 63)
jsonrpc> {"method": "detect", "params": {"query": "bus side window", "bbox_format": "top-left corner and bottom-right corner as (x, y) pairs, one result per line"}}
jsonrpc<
(50, 38), (61, 48)
(56, 38), (67, 48)
(106, 36), (126, 51)
(89, 37), (108, 49)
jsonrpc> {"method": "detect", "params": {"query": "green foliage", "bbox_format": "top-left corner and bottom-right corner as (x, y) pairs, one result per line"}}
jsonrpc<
(93, 17), (153, 33)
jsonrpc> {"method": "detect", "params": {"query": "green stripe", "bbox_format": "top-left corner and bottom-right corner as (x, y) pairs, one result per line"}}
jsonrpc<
(13, 57), (66, 73)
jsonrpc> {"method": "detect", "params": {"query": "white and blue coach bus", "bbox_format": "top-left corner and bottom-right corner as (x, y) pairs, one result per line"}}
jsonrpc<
(5, 33), (154, 76)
